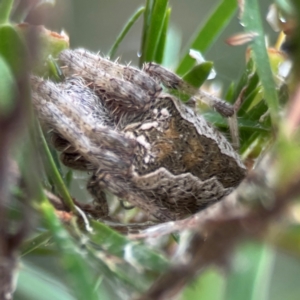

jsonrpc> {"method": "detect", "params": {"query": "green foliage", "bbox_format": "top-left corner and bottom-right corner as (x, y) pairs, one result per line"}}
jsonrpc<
(176, 0), (237, 76)
(0, 55), (15, 117)
(0, 24), (28, 76)
(182, 62), (214, 89)
(241, 0), (279, 125)
(0, 0), (14, 24)
(37, 123), (75, 212)
(140, 0), (169, 64)
(108, 7), (145, 59)
(224, 242), (275, 300)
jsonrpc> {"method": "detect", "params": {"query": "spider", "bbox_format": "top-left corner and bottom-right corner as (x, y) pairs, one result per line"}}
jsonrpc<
(31, 49), (246, 222)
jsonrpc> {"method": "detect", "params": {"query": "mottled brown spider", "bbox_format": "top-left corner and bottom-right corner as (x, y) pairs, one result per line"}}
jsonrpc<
(31, 49), (246, 222)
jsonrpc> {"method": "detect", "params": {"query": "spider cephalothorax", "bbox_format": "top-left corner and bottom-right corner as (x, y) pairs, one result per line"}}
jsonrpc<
(31, 49), (246, 221)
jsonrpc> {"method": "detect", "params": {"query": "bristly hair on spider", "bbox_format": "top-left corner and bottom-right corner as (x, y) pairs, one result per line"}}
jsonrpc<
(31, 48), (246, 222)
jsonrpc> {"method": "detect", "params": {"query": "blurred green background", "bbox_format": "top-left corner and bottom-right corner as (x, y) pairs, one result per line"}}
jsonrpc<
(26, 0), (275, 87)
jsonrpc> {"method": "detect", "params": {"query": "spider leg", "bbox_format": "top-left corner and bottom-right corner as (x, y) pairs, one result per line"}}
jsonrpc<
(58, 49), (162, 117)
(32, 75), (135, 213)
(49, 132), (94, 170)
(60, 152), (95, 171)
(143, 62), (234, 118)
(32, 76), (175, 220)
(143, 62), (240, 148)
(31, 76), (137, 170)
(87, 174), (109, 218)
